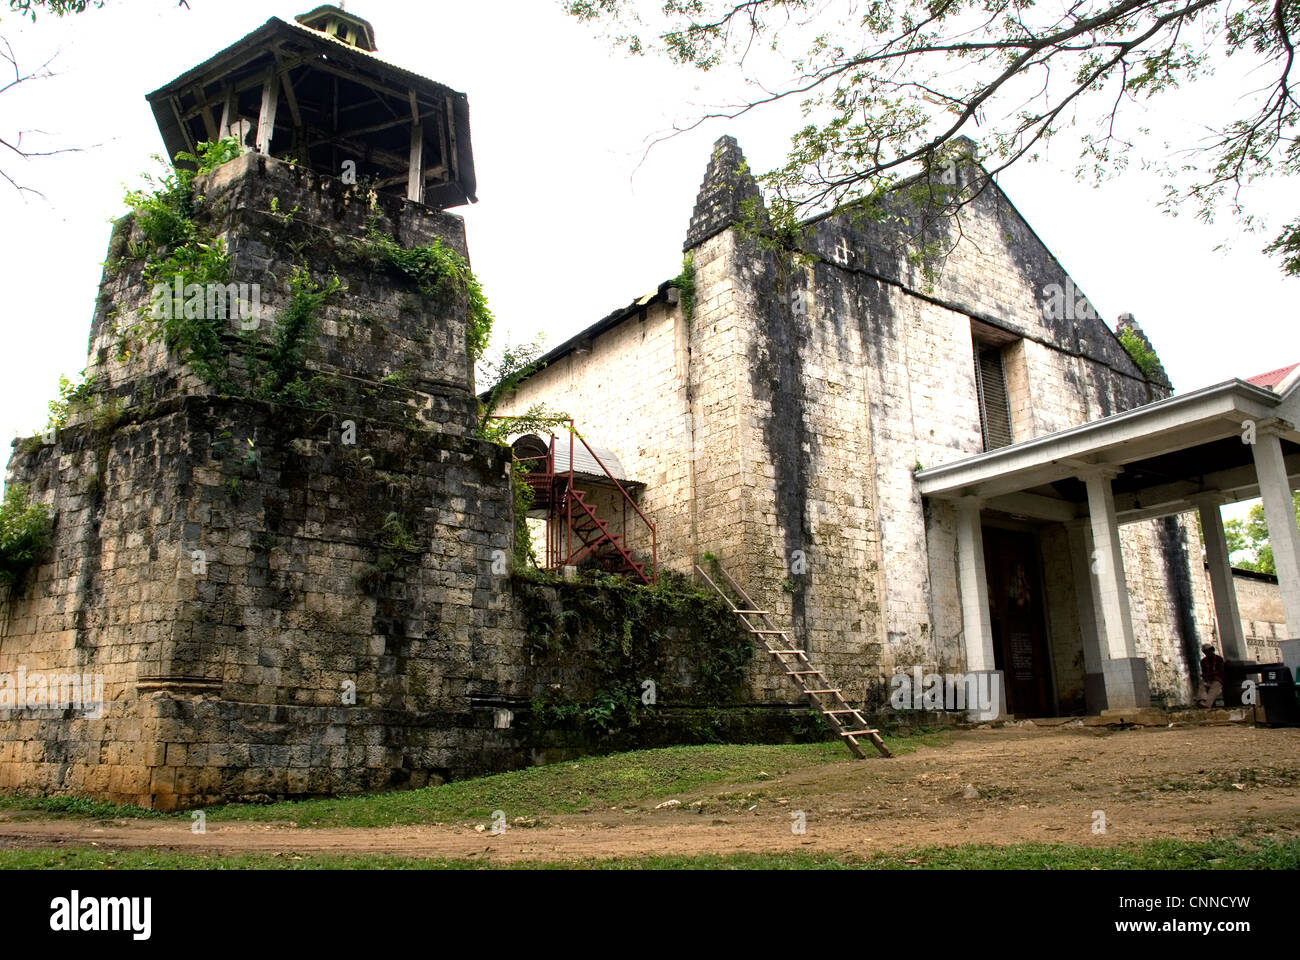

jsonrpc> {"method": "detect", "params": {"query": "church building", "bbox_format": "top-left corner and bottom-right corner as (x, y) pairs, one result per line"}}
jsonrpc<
(497, 136), (1300, 717)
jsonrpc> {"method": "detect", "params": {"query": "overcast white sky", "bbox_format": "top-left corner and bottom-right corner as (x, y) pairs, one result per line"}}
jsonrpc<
(1, 0), (1297, 522)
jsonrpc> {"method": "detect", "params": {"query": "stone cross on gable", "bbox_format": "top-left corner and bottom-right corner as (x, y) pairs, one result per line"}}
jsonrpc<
(833, 236), (853, 266)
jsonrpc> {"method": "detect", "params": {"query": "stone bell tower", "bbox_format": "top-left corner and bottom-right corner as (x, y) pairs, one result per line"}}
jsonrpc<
(0, 8), (524, 810)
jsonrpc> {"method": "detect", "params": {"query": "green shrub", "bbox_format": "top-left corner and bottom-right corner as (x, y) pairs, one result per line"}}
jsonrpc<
(1118, 327), (1163, 382)
(0, 486), (53, 588)
(44, 370), (98, 433)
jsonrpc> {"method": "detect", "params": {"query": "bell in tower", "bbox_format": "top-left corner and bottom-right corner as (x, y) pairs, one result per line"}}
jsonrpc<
(146, 4), (476, 208)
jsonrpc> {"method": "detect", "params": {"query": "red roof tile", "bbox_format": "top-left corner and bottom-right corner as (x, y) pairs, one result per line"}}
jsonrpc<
(1246, 363), (1299, 390)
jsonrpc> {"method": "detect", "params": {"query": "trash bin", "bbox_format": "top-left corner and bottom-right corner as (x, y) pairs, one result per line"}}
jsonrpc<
(1224, 660), (1259, 707)
(1254, 663), (1300, 728)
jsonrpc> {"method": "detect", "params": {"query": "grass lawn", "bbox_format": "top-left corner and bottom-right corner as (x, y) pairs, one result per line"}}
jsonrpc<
(0, 731), (951, 828)
(0, 838), (1295, 870)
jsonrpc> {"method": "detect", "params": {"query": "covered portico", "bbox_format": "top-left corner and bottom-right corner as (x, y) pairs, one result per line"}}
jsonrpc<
(916, 378), (1300, 714)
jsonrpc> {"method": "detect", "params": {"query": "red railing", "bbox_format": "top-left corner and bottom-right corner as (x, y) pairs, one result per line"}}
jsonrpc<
(487, 417), (657, 584)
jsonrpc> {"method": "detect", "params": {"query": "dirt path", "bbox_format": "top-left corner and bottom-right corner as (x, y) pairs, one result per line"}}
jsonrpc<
(2, 724), (1297, 862)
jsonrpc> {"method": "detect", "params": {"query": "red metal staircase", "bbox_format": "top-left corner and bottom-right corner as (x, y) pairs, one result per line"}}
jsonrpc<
(500, 418), (656, 585)
(567, 487), (651, 583)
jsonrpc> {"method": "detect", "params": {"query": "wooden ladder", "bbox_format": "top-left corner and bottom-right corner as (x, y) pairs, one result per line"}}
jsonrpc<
(695, 563), (891, 759)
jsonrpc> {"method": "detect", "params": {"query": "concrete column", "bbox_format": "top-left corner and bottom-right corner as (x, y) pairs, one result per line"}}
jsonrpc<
(1250, 429), (1300, 670)
(1066, 519), (1107, 712)
(1195, 496), (1248, 662)
(1081, 468), (1150, 710)
(1083, 469), (1136, 660)
(955, 497), (996, 672)
(954, 498), (1006, 720)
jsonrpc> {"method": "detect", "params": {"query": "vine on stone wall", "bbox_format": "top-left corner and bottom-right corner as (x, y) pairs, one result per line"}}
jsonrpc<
(358, 510), (423, 595)
(361, 222), (494, 365)
(670, 252), (695, 324)
(116, 138), (242, 385)
(517, 572), (755, 735)
(42, 371), (98, 435)
(509, 465), (538, 571)
(105, 142), (342, 409)
(246, 266), (341, 408)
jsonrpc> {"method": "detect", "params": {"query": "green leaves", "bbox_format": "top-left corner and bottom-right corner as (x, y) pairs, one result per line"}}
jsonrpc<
(669, 252), (695, 324)
(1263, 218), (1300, 276)
(248, 266), (339, 407)
(365, 226), (495, 364)
(7, 0), (102, 20)
(174, 137), (242, 177)
(0, 485), (52, 587)
(123, 139), (241, 261)
(7, 0), (188, 19)
(1224, 491), (1300, 576)
(120, 139), (241, 385)
(44, 369), (97, 433)
(119, 139), (339, 403)
(475, 336), (556, 439)
(519, 574), (755, 737)
(1117, 327), (1162, 381)
(567, 0), (1300, 275)
(359, 511), (423, 594)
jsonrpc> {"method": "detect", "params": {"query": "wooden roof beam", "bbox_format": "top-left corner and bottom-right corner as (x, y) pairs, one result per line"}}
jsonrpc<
(305, 108), (438, 146)
(372, 164), (447, 190)
(273, 49), (304, 129)
(301, 57), (430, 107)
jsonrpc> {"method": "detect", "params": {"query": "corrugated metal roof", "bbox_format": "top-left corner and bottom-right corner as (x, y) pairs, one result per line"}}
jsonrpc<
(511, 433), (634, 483)
(1246, 363), (1299, 391)
(295, 5), (377, 51)
(147, 17), (460, 102)
(552, 440), (630, 482)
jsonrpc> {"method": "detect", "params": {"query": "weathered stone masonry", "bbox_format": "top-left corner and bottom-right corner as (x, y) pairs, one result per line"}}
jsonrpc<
(500, 136), (1217, 714)
(0, 151), (822, 809)
(0, 155), (534, 807)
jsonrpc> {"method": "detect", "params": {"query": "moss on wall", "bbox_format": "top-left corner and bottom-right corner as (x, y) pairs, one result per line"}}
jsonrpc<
(516, 571), (757, 737)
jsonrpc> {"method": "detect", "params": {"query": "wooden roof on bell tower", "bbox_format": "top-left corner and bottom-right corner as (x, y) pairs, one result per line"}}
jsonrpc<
(146, 12), (476, 209)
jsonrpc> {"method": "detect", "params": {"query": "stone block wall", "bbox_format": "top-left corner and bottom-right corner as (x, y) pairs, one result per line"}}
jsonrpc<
(496, 235), (791, 698)
(517, 575), (828, 761)
(1231, 569), (1289, 663)
(89, 153), (477, 429)
(1120, 517), (1213, 705)
(0, 153), (526, 808)
(502, 140), (1216, 714)
(0, 150), (817, 809)
(729, 153), (1212, 709)
(499, 298), (695, 572)
(795, 157), (1173, 681)
(1041, 522), (1086, 714)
